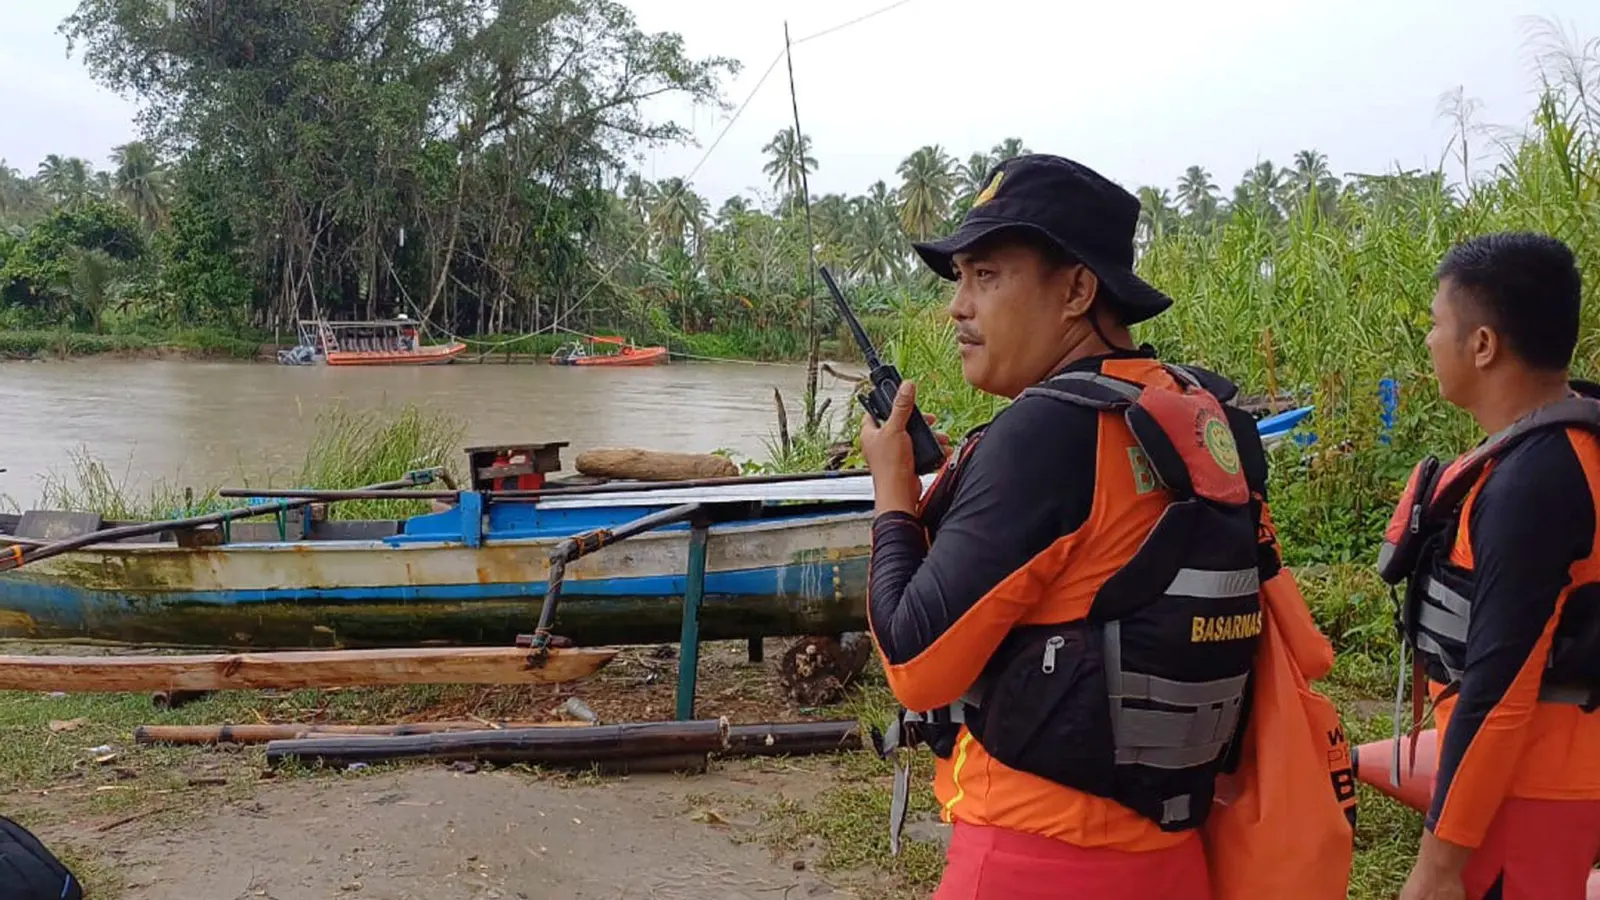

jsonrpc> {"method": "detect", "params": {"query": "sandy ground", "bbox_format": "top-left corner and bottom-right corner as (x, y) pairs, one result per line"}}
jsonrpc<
(97, 765), (859, 900)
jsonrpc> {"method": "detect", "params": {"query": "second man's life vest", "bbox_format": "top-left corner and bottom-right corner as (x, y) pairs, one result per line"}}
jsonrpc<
(1376, 390), (1600, 765)
(877, 362), (1265, 838)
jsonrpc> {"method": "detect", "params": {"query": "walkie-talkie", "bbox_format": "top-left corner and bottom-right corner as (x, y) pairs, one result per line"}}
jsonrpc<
(819, 265), (947, 476)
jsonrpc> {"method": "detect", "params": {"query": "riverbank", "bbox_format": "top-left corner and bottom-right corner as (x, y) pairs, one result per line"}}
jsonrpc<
(0, 321), (882, 365)
(0, 328), (268, 362)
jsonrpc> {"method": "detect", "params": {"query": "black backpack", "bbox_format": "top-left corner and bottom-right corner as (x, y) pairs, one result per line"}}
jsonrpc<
(0, 815), (82, 900)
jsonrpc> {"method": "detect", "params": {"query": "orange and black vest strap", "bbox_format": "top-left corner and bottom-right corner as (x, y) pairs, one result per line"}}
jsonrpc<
(1377, 393), (1600, 685)
(1379, 393), (1600, 588)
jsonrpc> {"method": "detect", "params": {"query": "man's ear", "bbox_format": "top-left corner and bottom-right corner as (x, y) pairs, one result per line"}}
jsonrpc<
(1060, 265), (1098, 319)
(1470, 324), (1498, 370)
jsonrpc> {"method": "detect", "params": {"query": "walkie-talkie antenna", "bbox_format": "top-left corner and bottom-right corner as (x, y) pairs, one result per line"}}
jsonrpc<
(818, 267), (881, 370)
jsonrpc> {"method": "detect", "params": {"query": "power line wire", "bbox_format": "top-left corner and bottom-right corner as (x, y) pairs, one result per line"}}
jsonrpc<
(794, 0), (921, 45)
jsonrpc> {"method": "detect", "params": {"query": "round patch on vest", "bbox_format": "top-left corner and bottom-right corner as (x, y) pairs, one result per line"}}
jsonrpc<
(1203, 416), (1241, 475)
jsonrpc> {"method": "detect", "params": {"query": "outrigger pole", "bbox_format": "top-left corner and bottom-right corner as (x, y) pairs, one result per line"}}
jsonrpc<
(215, 467), (873, 503)
(0, 469), (448, 573)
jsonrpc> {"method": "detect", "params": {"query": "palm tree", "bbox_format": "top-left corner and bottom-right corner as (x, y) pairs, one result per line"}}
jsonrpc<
(110, 141), (169, 230)
(954, 152), (993, 208)
(0, 159), (25, 222)
(1234, 161), (1285, 220)
(760, 128), (817, 209)
(850, 182), (906, 282)
(897, 145), (957, 241)
(622, 174), (652, 226)
(1176, 165), (1220, 223)
(1135, 186), (1178, 247)
(1289, 149), (1340, 219)
(37, 155), (95, 211)
(54, 248), (122, 332)
(990, 137), (1029, 162)
(715, 195), (750, 228)
(647, 178), (705, 256)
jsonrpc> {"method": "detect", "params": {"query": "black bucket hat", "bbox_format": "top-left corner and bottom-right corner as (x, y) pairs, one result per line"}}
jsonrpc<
(912, 154), (1173, 325)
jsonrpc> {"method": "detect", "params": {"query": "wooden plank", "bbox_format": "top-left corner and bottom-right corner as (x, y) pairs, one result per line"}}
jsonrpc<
(0, 646), (617, 693)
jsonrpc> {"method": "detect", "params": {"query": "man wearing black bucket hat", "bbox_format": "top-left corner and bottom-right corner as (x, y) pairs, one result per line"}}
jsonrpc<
(858, 155), (1288, 899)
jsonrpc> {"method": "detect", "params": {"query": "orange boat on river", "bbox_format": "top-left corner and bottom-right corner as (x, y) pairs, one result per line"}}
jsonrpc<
(550, 336), (668, 367)
(279, 318), (466, 367)
(326, 341), (466, 366)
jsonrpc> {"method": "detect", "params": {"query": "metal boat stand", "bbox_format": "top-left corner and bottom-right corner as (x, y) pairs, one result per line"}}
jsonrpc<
(526, 501), (726, 720)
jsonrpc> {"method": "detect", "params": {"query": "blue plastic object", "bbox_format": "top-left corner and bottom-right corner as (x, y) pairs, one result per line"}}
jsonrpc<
(1378, 378), (1398, 445)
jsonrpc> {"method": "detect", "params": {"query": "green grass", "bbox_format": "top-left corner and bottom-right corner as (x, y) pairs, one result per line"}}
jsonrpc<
(288, 402), (465, 520)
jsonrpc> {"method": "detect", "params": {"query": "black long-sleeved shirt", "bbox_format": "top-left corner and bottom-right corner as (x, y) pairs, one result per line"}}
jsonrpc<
(867, 350), (1147, 711)
(1428, 427), (1597, 846)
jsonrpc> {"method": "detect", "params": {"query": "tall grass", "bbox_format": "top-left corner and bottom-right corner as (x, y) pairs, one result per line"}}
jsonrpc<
(36, 450), (213, 521)
(285, 403), (465, 520)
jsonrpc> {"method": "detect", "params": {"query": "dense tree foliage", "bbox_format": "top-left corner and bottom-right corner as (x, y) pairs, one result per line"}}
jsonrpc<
(1, 4), (1593, 387)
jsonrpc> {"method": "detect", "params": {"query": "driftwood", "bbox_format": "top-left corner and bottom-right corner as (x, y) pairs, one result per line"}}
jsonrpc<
(0, 646), (617, 693)
(777, 633), (874, 706)
(265, 718), (731, 768)
(574, 448), (738, 483)
(133, 720), (586, 746)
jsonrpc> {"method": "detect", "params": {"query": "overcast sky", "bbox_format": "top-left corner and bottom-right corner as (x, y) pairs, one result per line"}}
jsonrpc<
(4, 0), (1599, 205)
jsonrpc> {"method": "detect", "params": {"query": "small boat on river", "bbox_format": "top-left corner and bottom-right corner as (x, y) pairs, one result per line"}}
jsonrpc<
(278, 318), (467, 367)
(550, 335), (668, 367)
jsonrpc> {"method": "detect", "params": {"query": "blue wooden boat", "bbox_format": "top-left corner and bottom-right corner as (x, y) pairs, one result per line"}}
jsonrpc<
(0, 409), (1310, 655)
(0, 481), (877, 652)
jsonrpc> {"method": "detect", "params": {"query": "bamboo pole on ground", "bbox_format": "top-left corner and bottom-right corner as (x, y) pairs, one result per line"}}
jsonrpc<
(264, 718), (732, 768)
(133, 721), (586, 745)
(138, 719), (865, 758)
(725, 721), (863, 756)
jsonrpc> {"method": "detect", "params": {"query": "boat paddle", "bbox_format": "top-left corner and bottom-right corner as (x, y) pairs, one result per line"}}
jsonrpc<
(0, 469), (446, 574)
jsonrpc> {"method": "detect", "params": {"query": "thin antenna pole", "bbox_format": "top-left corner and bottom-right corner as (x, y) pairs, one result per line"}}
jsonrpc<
(783, 22), (821, 433)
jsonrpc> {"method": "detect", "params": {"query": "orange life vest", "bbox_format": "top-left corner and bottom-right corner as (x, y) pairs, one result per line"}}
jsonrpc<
(875, 359), (1264, 852)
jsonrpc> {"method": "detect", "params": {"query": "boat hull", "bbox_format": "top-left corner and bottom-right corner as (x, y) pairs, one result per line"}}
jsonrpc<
(326, 342), (467, 366)
(554, 346), (668, 367)
(0, 507), (871, 650)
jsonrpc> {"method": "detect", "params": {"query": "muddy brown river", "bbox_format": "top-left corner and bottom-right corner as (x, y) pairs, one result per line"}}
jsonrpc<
(0, 357), (857, 508)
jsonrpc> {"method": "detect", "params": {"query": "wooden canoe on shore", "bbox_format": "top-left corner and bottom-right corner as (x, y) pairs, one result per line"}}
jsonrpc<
(0, 483), (876, 651)
(0, 409), (1305, 653)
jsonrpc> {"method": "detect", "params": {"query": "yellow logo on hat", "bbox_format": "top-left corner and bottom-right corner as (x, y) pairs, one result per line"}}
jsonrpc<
(973, 170), (1004, 207)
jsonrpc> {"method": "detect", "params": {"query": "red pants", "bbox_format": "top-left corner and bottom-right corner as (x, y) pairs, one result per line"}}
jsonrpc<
(932, 822), (1211, 900)
(1462, 798), (1600, 900)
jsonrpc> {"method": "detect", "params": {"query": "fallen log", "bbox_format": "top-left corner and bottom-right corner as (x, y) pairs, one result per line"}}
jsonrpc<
(133, 720), (586, 746)
(777, 633), (873, 706)
(574, 448), (738, 482)
(265, 718), (731, 768)
(0, 646), (617, 693)
(726, 721), (863, 757)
